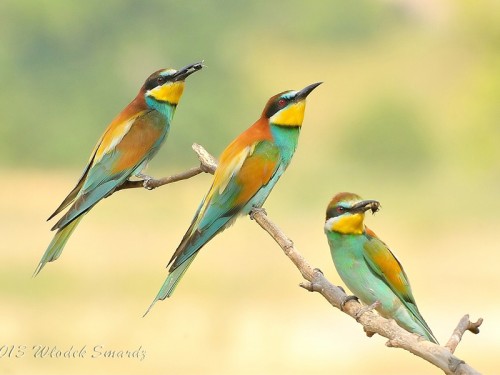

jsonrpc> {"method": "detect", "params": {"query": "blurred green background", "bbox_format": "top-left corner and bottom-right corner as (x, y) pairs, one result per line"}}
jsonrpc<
(1, 0), (499, 374)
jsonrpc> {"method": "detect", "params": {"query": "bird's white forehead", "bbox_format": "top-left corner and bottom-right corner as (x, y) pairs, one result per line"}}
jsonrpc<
(281, 90), (297, 100)
(161, 68), (177, 76)
(338, 199), (361, 208)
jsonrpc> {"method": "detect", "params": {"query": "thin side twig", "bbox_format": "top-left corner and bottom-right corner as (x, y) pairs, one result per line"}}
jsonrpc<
(114, 143), (217, 193)
(445, 315), (483, 354)
(116, 166), (203, 191)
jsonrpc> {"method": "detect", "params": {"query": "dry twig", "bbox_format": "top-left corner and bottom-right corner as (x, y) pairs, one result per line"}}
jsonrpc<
(115, 144), (217, 192)
(445, 315), (483, 354)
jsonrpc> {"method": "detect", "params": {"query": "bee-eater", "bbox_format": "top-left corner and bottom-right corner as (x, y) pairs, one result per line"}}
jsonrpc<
(146, 82), (322, 312)
(35, 62), (203, 276)
(324, 192), (438, 343)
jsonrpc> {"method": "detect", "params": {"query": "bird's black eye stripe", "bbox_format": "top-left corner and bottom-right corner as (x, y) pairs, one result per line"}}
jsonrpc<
(326, 205), (350, 219)
(265, 97), (289, 118)
(145, 78), (157, 90)
(145, 75), (168, 91)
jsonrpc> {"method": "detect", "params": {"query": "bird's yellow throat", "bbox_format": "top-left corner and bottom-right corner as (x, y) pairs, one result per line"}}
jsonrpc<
(148, 81), (185, 105)
(329, 213), (365, 235)
(271, 101), (306, 127)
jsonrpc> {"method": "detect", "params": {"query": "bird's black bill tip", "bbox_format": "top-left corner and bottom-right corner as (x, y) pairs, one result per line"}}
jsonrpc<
(197, 59), (206, 69)
(296, 81), (323, 100)
(173, 61), (204, 81)
(189, 60), (204, 72)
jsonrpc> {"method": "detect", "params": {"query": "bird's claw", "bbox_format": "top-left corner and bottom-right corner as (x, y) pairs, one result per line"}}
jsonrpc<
(340, 294), (359, 311)
(136, 173), (155, 190)
(355, 300), (380, 321)
(249, 206), (267, 220)
(143, 178), (154, 190)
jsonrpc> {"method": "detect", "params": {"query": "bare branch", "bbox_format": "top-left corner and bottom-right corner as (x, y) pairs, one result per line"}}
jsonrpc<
(116, 167), (204, 192)
(129, 143), (483, 374)
(114, 143), (218, 193)
(191, 143), (218, 173)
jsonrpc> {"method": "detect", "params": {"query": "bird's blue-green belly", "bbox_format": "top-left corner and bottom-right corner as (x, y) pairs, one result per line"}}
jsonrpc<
(328, 234), (402, 317)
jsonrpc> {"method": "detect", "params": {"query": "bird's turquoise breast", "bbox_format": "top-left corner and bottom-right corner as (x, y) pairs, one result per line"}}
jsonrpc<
(327, 231), (397, 310)
(145, 96), (177, 120)
(327, 233), (372, 296)
(269, 125), (301, 166)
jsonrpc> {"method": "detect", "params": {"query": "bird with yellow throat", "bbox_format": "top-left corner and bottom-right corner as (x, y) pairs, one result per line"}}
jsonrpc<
(35, 62), (203, 275)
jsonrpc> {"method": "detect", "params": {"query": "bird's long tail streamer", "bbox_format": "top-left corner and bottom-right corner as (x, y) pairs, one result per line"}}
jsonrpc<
(143, 254), (198, 316)
(34, 215), (84, 276)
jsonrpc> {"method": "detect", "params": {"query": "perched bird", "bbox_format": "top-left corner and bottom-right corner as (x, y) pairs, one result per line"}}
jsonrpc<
(35, 62), (203, 276)
(146, 82), (322, 312)
(324, 192), (438, 343)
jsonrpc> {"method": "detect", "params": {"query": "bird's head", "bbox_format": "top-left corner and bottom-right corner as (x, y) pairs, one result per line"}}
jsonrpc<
(324, 192), (380, 235)
(263, 82), (322, 127)
(143, 61), (203, 108)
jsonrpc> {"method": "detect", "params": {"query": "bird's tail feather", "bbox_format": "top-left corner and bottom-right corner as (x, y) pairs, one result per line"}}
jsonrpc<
(402, 306), (439, 344)
(420, 321), (439, 344)
(34, 215), (84, 276)
(144, 254), (198, 316)
(407, 305), (439, 344)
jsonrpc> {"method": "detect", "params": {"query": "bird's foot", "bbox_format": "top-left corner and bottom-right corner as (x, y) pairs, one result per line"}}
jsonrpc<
(355, 300), (380, 322)
(136, 173), (155, 190)
(340, 294), (359, 312)
(136, 172), (150, 180)
(249, 206), (267, 220)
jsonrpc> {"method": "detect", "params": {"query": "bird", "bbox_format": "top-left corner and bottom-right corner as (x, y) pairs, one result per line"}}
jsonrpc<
(35, 61), (204, 276)
(324, 192), (438, 343)
(146, 82), (322, 313)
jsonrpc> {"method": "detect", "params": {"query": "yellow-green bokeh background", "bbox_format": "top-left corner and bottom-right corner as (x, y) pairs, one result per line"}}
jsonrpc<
(1, 1), (499, 374)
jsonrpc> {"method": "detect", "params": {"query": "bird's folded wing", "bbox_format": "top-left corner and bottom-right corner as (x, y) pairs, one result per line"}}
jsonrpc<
(169, 140), (280, 270)
(51, 110), (157, 230)
(363, 234), (414, 302)
(363, 230), (436, 341)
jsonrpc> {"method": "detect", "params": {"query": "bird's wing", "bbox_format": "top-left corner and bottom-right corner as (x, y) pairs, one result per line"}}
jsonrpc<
(363, 229), (434, 334)
(51, 109), (165, 230)
(168, 139), (281, 270)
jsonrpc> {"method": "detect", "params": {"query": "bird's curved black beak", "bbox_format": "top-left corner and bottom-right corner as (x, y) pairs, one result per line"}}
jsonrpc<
(295, 82), (322, 100)
(172, 61), (204, 82)
(351, 200), (380, 214)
